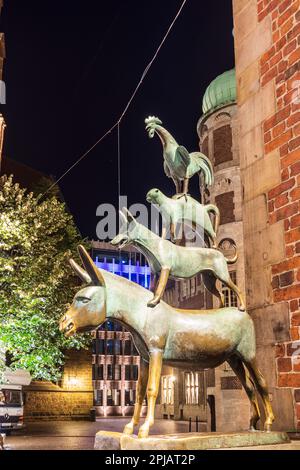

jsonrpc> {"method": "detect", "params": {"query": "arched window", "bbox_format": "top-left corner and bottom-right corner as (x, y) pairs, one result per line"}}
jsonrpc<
(213, 125), (233, 165)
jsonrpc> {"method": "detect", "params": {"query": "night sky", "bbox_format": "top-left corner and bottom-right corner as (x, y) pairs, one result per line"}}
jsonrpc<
(0, 0), (234, 238)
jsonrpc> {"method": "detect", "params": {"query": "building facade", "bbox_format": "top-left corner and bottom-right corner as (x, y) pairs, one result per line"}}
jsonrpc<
(233, 0), (300, 431)
(90, 241), (150, 417)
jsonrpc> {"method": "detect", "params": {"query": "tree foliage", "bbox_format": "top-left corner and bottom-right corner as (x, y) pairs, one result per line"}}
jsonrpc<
(0, 175), (90, 381)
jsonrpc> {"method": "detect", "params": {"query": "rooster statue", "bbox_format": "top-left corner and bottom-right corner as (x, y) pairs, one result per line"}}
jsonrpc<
(145, 116), (213, 197)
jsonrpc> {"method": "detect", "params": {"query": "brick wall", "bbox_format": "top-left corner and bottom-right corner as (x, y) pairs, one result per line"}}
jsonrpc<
(233, 0), (300, 430)
(258, 0), (300, 428)
(24, 349), (93, 420)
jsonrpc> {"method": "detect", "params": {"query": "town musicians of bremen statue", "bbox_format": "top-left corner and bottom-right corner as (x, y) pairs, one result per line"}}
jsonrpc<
(59, 117), (274, 439)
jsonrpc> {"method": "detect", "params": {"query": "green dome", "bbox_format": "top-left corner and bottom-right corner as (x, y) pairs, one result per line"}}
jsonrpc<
(202, 68), (236, 115)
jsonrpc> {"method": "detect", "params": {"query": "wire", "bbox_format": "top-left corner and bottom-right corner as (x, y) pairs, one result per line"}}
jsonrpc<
(41, 0), (187, 198)
(117, 121), (121, 210)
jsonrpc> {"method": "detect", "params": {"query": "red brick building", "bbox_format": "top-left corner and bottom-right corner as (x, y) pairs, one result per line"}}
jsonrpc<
(233, 0), (300, 430)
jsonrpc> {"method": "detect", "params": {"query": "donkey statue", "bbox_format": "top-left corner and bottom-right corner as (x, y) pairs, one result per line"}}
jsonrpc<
(59, 245), (275, 438)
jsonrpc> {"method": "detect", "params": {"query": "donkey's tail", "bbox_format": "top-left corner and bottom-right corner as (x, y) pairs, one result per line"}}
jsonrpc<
(206, 204), (220, 235)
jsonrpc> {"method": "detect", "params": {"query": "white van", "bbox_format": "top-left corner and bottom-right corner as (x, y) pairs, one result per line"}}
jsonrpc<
(0, 369), (31, 434)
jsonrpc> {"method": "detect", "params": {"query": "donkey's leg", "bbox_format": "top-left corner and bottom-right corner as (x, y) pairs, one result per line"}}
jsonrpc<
(123, 358), (149, 435)
(222, 276), (246, 311)
(148, 267), (170, 308)
(138, 350), (163, 438)
(202, 272), (224, 308)
(228, 355), (260, 430)
(244, 359), (275, 431)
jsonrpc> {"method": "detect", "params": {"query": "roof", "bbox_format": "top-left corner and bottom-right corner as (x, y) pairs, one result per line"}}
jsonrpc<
(202, 68), (236, 115)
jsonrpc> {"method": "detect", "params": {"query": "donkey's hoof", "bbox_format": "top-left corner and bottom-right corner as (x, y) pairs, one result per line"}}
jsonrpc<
(138, 425), (149, 439)
(239, 305), (246, 311)
(123, 423), (134, 435)
(249, 426), (258, 432)
(147, 299), (159, 308)
(264, 420), (273, 432)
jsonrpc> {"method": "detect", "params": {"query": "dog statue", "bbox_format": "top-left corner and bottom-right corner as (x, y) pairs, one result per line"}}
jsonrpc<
(111, 208), (245, 310)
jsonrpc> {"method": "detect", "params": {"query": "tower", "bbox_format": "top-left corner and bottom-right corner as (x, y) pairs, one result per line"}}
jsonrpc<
(197, 68), (246, 309)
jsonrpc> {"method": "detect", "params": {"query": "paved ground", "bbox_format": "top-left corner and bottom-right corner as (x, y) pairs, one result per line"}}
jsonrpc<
(2, 419), (189, 450)
(2, 420), (300, 450)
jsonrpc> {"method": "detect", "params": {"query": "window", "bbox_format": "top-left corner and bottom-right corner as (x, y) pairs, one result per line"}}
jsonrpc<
(185, 372), (200, 405)
(124, 340), (131, 355)
(97, 339), (105, 354)
(106, 340), (114, 355)
(106, 364), (113, 380)
(98, 365), (104, 380)
(112, 389), (121, 406)
(190, 277), (196, 296)
(0, 389), (22, 407)
(215, 192), (235, 225)
(94, 389), (103, 406)
(125, 389), (135, 406)
(161, 375), (175, 405)
(132, 365), (139, 381)
(222, 271), (238, 307)
(125, 365), (131, 380)
(107, 389), (113, 406)
(114, 340), (121, 355)
(93, 364), (104, 380)
(114, 365), (121, 380)
(213, 125), (233, 165)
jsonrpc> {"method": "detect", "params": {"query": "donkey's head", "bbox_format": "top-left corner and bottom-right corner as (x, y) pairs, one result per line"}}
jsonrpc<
(59, 245), (106, 337)
(111, 208), (142, 249)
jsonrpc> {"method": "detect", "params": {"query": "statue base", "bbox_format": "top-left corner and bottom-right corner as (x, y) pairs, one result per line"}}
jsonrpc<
(94, 430), (290, 450)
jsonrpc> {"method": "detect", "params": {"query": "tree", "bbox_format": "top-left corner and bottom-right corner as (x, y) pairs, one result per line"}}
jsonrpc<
(0, 175), (90, 381)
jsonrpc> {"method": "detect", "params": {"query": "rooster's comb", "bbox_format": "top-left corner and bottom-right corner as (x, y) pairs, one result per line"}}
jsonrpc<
(145, 116), (162, 125)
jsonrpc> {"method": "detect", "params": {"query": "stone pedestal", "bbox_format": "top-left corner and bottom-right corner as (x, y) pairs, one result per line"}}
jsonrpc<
(94, 430), (290, 450)
(94, 431), (122, 450)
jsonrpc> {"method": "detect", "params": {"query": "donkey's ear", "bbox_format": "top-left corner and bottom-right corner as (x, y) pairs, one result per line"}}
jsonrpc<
(123, 208), (137, 226)
(69, 258), (91, 284)
(77, 245), (106, 287)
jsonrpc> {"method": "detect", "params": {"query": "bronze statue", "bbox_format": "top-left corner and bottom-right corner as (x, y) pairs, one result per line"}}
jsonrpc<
(145, 116), (213, 196)
(59, 245), (275, 439)
(111, 209), (245, 310)
(146, 188), (219, 247)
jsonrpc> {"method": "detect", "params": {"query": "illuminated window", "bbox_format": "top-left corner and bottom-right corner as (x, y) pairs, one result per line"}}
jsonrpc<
(190, 277), (196, 296)
(222, 271), (237, 307)
(114, 365), (121, 380)
(161, 375), (175, 405)
(185, 372), (200, 405)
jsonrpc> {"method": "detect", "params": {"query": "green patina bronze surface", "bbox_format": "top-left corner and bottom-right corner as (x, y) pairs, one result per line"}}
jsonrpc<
(202, 68), (236, 116)
(111, 208), (244, 310)
(146, 187), (219, 247)
(60, 245), (275, 438)
(145, 116), (213, 195)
